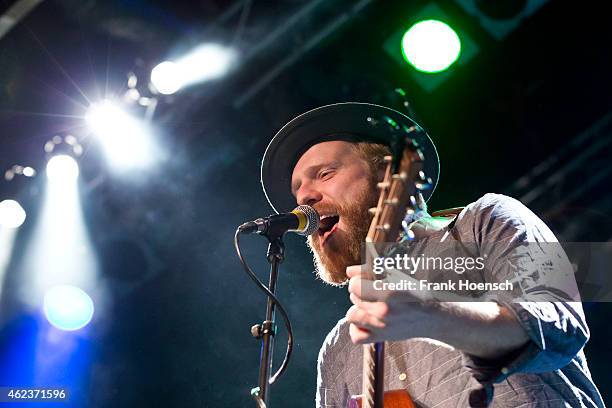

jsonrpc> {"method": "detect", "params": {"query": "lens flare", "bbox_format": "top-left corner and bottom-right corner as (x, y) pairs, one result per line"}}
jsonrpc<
(85, 100), (156, 169)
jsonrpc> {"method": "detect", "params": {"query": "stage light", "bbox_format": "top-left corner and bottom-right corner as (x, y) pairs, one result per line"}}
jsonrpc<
(0, 226), (18, 302)
(85, 100), (155, 169)
(401, 20), (461, 73)
(5, 165), (37, 181)
(17, 139), (100, 317)
(43, 285), (94, 331)
(150, 44), (237, 95)
(20, 159), (99, 311)
(22, 167), (35, 177)
(46, 155), (79, 184)
(0, 199), (26, 229)
(1, 166), (36, 300)
(150, 61), (182, 95)
(180, 44), (236, 82)
(382, 3), (478, 92)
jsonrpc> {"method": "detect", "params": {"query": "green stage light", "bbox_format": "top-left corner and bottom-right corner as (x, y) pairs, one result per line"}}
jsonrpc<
(401, 20), (462, 73)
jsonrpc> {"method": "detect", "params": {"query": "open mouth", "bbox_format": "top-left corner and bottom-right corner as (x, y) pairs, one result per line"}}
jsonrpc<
(318, 214), (340, 246)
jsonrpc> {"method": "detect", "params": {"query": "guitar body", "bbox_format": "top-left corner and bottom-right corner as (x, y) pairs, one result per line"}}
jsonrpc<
(349, 390), (416, 408)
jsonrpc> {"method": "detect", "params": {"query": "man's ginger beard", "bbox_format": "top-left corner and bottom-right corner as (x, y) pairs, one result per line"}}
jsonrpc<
(306, 175), (378, 286)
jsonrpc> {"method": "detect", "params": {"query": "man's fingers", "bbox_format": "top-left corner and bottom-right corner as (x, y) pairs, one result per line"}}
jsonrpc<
(346, 264), (366, 279)
(349, 293), (390, 321)
(348, 276), (392, 302)
(348, 275), (362, 297)
(346, 304), (386, 330)
(349, 323), (373, 344)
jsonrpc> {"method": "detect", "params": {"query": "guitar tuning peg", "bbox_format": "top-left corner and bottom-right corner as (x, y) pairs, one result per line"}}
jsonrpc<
(368, 207), (378, 215)
(384, 198), (399, 206)
(376, 224), (391, 231)
(415, 177), (433, 190)
(377, 181), (390, 189)
(392, 172), (407, 181)
(405, 228), (416, 241)
(403, 125), (417, 135)
(415, 171), (433, 190)
(402, 219), (416, 240)
(409, 195), (417, 207)
(383, 155), (393, 163)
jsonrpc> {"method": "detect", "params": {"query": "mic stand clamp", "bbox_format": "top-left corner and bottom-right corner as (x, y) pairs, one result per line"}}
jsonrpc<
(250, 232), (285, 407)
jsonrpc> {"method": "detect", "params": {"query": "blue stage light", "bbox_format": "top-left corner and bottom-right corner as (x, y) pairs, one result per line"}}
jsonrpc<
(43, 285), (94, 331)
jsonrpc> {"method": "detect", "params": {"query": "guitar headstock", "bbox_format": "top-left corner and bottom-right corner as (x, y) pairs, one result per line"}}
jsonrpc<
(366, 128), (433, 248)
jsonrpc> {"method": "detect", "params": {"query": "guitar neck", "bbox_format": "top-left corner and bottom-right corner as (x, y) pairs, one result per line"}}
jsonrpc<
(360, 145), (424, 408)
(362, 342), (385, 408)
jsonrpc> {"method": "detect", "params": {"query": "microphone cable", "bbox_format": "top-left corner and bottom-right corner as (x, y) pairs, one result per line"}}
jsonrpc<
(234, 228), (294, 388)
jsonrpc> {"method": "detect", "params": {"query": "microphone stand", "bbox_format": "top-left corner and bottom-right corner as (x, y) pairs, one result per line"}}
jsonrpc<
(250, 232), (285, 407)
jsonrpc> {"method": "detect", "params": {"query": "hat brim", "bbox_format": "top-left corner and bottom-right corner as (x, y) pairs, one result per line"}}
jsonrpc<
(260, 102), (440, 213)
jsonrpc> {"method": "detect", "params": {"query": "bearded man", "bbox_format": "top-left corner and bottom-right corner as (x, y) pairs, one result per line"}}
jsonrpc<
(260, 103), (604, 407)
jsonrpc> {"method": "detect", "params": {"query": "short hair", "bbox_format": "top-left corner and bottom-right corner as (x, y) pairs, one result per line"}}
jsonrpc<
(350, 141), (391, 175)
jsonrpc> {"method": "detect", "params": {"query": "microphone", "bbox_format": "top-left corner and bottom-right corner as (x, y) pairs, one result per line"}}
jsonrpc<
(239, 205), (320, 237)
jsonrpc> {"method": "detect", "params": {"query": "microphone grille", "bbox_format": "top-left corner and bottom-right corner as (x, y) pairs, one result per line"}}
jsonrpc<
(295, 205), (320, 236)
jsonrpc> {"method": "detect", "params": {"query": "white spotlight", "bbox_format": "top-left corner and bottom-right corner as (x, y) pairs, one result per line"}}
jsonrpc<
(23, 167), (36, 177)
(151, 44), (236, 94)
(46, 155), (79, 184)
(85, 100), (125, 136)
(151, 61), (183, 95)
(0, 199), (26, 228)
(179, 44), (236, 83)
(85, 100), (155, 169)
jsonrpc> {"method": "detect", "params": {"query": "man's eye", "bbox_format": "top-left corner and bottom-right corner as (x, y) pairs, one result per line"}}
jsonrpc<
(319, 169), (335, 179)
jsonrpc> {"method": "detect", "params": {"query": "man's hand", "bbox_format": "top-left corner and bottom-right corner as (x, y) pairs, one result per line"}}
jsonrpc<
(345, 264), (437, 344)
(345, 264), (530, 359)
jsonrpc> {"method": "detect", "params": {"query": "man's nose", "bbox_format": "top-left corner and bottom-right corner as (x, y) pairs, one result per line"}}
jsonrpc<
(296, 183), (323, 207)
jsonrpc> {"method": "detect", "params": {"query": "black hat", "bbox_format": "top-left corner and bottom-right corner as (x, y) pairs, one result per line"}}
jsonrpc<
(260, 102), (439, 213)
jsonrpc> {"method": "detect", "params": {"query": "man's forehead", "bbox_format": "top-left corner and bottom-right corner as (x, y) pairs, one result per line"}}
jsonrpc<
(293, 140), (354, 170)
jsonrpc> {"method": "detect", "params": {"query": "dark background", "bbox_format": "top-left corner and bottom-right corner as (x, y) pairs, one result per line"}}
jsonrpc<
(0, 0), (610, 406)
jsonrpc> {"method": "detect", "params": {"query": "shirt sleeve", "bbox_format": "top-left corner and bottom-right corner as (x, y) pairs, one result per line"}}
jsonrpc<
(459, 193), (590, 381)
(316, 343), (336, 408)
(316, 319), (347, 408)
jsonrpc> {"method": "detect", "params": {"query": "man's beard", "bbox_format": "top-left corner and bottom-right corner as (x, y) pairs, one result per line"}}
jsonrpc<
(306, 183), (377, 286)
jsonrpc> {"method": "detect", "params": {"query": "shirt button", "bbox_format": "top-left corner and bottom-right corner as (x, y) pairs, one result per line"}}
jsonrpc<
(399, 373), (407, 381)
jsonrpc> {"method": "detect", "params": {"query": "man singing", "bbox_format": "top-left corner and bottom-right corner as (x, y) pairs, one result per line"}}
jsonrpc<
(259, 103), (604, 407)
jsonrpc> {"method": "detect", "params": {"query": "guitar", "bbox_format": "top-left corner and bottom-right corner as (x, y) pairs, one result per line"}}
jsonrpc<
(348, 127), (432, 408)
